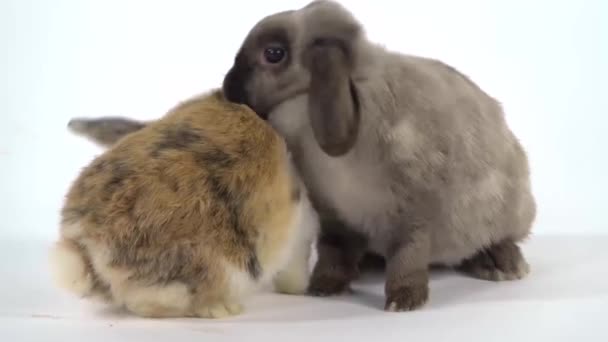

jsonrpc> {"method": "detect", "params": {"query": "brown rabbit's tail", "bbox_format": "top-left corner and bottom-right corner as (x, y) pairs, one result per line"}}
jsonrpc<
(49, 239), (97, 298)
(67, 117), (148, 147)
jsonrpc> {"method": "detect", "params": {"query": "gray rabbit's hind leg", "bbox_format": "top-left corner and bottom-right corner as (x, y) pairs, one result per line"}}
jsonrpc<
(457, 239), (530, 281)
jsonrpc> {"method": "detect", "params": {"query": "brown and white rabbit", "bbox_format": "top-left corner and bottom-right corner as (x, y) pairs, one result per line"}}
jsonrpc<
(67, 115), (389, 274)
(220, 0), (537, 311)
(50, 89), (319, 318)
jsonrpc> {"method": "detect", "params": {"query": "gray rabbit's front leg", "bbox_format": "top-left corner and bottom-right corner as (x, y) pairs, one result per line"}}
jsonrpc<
(382, 188), (439, 311)
(384, 229), (430, 311)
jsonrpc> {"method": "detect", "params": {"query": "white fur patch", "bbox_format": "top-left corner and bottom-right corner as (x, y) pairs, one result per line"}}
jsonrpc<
(222, 260), (259, 301)
(49, 240), (92, 296)
(389, 119), (425, 155)
(269, 95), (309, 138)
(223, 189), (319, 299)
(122, 281), (192, 317)
(274, 191), (319, 294)
(83, 240), (192, 317)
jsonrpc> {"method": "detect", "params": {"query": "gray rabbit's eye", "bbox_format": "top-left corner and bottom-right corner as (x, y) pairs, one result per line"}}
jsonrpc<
(263, 47), (286, 64)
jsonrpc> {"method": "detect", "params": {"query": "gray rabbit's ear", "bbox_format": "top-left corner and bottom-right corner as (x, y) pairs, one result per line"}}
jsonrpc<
(306, 41), (360, 157)
(67, 117), (148, 147)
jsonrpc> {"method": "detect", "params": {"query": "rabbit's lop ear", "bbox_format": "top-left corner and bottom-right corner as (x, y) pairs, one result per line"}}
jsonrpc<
(301, 1), (362, 156)
(305, 40), (360, 157)
(67, 117), (148, 147)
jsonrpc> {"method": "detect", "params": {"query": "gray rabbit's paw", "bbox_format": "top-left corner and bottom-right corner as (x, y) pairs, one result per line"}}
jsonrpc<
(458, 239), (530, 281)
(384, 282), (429, 312)
(307, 269), (354, 297)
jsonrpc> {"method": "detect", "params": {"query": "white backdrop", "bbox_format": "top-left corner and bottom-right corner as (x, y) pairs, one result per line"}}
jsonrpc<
(1, 0), (606, 240)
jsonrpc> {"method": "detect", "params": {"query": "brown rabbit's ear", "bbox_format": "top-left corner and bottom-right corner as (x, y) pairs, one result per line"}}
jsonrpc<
(67, 117), (148, 147)
(306, 41), (360, 157)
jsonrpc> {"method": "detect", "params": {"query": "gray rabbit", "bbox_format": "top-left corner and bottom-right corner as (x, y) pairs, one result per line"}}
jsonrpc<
(67, 0), (536, 312)
(221, 0), (536, 311)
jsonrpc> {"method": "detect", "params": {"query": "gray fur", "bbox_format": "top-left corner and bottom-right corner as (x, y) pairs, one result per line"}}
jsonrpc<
(222, 0), (536, 311)
(68, 117), (148, 148)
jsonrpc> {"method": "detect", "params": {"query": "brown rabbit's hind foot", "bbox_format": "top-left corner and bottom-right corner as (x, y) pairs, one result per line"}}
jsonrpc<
(120, 281), (193, 318)
(117, 264), (244, 319)
(273, 232), (314, 295)
(273, 263), (310, 295)
(458, 239), (530, 281)
(194, 301), (244, 319)
(274, 269), (309, 295)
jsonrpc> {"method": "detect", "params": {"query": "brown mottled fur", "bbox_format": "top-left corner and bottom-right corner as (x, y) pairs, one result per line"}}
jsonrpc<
(65, 115), (388, 276)
(50, 90), (319, 318)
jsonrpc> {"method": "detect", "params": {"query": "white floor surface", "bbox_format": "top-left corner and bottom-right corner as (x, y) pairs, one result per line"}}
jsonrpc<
(1, 235), (607, 341)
